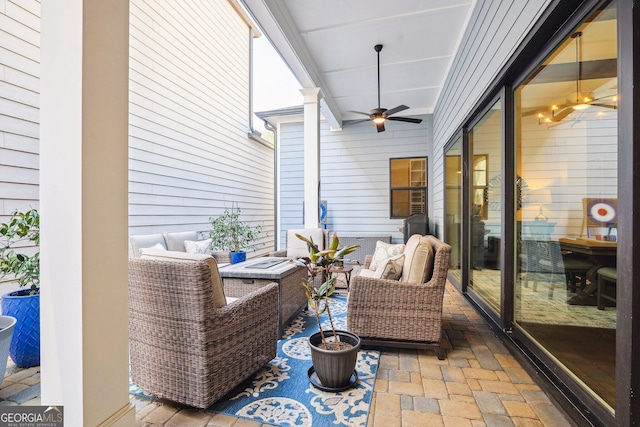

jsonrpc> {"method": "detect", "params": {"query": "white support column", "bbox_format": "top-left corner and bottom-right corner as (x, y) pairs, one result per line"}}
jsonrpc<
(301, 87), (322, 228)
(40, 1), (134, 426)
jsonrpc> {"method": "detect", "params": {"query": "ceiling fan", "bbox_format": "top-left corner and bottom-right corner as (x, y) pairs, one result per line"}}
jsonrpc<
(537, 32), (617, 125)
(348, 44), (423, 132)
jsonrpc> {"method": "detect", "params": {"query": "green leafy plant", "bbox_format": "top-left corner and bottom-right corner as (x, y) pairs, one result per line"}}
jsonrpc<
(294, 232), (359, 350)
(0, 209), (40, 294)
(208, 204), (264, 253)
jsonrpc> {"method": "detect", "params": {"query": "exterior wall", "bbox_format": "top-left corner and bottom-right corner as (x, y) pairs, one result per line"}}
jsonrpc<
(1, 0), (276, 272)
(431, 1), (552, 232)
(278, 116), (430, 247)
(0, 0), (40, 293)
(129, 0), (275, 256)
(0, 0), (40, 219)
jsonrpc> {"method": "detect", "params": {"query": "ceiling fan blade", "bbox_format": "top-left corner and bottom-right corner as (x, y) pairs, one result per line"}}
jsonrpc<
(343, 119), (371, 127)
(549, 106), (574, 121)
(387, 116), (423, 124)
(376, 122), (385, 132)
(348, 110), (372, 117)
(590, 103), (617, 109)
(384, 105), (409, 117)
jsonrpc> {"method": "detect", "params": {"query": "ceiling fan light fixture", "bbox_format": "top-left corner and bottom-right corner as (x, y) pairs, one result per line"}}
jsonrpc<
(372, 115), (386, 124)
(572, 102), (591, 111)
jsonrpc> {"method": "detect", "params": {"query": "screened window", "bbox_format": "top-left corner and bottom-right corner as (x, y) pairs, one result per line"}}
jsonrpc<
(390, 157), (427, 218)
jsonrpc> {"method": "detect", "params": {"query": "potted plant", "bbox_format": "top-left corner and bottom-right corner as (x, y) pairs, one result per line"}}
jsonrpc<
(294, 232), (361, 390)
(0, 315), (16, 381)
(208, 204), (264, 264)
(0, 209), (40, 367)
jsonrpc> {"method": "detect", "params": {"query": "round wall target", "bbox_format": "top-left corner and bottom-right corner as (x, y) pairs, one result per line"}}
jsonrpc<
(586, 198), (617, 225)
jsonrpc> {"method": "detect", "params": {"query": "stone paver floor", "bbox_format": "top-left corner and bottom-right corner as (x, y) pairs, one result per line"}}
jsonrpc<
(0, 282), (576, 426)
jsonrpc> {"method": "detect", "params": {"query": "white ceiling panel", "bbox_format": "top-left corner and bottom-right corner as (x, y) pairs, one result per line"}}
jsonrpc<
(242, 0), (476, 127)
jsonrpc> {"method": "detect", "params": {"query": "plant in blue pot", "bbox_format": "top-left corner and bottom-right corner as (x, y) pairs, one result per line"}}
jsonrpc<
(0, 209), (40, 367)
(208, 203), (265, 264)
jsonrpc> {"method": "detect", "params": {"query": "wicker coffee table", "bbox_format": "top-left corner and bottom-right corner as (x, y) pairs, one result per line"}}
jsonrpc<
(219, 257), (308, 337)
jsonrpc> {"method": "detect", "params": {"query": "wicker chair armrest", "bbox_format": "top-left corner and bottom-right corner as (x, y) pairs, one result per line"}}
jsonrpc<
(268, 250), (287, 257)
(363, 254), (373, 269)
(216, 282), (279, 334)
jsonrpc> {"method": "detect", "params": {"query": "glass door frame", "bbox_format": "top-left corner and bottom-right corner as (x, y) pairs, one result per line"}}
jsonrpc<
(617, 0), (640, 425)
(444, 133), (466, 291)
(462, 92), (512, 330)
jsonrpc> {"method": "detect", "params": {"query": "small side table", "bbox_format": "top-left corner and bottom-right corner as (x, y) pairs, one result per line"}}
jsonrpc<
(329, 265), (353, 291)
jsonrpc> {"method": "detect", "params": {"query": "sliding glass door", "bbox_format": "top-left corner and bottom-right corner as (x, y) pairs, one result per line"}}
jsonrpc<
(445, 138), (462, 283)
(514, 0), (618, 410)
(467, 101), (502, 314)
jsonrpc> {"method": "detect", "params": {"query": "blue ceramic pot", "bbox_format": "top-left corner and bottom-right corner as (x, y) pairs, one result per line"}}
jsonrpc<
(231, 251), (246, 264)
(1, 289), (40, 367)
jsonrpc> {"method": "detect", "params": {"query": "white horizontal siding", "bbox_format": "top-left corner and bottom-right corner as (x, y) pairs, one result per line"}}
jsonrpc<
(431, 1), (552, 232)
(278, 123), (304, 246)
(129, 0), (275, 256)
(1, 1), (276, 260)
(0, 0), (40, 228)
(278, 117), (430, 247)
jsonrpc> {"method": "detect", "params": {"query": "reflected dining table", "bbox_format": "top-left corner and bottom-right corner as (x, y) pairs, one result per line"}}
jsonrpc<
(558, 237), (617, 258)
(558, 238), (617, 304)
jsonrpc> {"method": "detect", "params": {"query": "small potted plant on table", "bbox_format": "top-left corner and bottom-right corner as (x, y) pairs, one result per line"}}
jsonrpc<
(0, 209), (40, 367)
(295, 232), (360, 390)
(208, 204), (264, 264)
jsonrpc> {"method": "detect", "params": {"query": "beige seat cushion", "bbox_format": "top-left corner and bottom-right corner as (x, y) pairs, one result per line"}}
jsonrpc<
(356, 268), (376, 278)
(286, 228), (326, 258)
(140, 249), (227, 308)
(400, 235), (434, 283)
(164, 230), (200, 252)
(129, 234), (167, 258)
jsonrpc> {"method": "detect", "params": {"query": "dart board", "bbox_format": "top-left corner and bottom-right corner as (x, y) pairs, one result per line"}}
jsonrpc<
(584, 198), (617, 226)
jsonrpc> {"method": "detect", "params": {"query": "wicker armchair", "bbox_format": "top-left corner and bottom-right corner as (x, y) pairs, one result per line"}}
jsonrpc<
(128, 255), (279, 408)
(347, 235), (451, 359)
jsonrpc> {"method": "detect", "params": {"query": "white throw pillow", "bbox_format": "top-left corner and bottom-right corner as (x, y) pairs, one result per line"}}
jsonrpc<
(373, 254), (405, 280)
(184, 239), (212, 254)
(369, 241), (405, 271)
(139, 243), (166, 256)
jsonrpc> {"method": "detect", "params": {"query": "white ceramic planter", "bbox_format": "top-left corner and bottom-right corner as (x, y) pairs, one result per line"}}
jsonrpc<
(0, 315), (17, 382)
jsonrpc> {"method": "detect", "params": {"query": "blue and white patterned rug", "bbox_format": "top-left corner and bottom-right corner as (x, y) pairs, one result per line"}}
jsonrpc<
(130, 296), (380, 427)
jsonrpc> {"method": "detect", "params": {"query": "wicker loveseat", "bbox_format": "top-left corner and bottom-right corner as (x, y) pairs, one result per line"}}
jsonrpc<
(347, 234), (451, 359)
(128, 250), (279, 408)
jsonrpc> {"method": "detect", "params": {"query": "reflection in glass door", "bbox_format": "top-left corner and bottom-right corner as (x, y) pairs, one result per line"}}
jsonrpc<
(445, 138), (462, 282)
(514, 0), (617, 410)
(468, 101), (502, 314)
